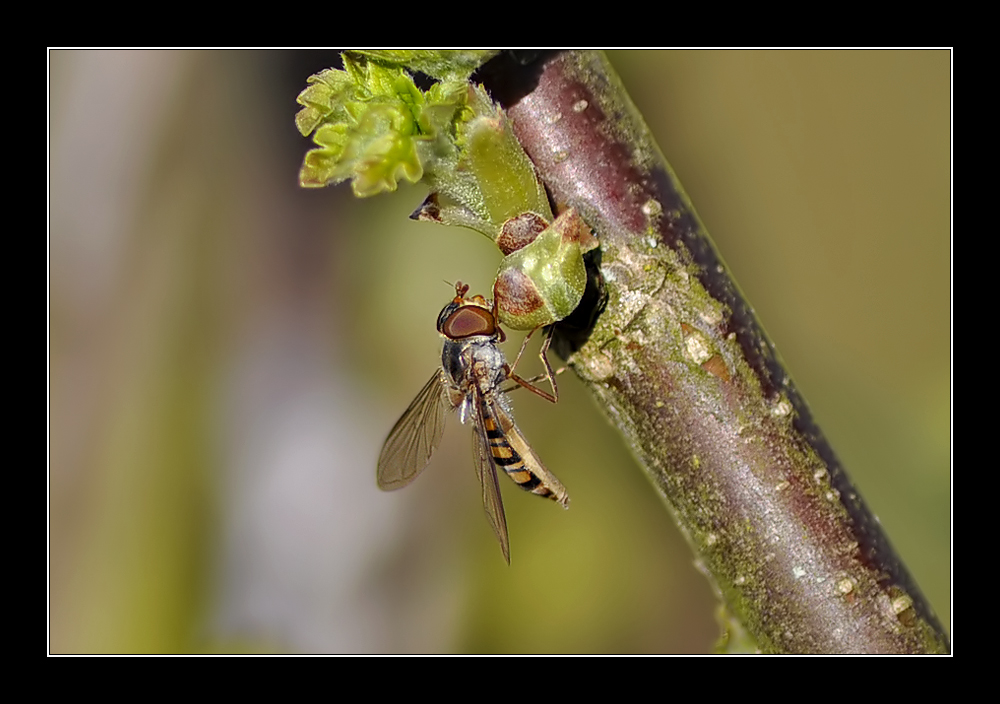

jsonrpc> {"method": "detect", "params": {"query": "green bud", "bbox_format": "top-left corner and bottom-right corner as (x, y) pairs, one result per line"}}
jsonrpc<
(494, 208), (598, 330)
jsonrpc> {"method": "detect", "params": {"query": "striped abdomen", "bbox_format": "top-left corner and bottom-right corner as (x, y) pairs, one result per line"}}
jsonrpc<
(479, 396), (569, 508)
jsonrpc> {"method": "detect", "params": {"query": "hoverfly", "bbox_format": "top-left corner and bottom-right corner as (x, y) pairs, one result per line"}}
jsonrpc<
(377, 282), (569, 563)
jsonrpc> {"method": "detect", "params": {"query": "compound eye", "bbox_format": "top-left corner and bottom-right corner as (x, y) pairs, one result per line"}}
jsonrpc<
(436, 301), (460, 333)
(440, 305), (496, 339)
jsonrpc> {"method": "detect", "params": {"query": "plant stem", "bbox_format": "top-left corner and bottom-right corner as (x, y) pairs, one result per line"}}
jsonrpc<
(481, 50), (948, 654)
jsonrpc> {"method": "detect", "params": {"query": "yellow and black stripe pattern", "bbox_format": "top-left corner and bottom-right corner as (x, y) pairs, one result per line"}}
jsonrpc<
(479, 396), (562, 501)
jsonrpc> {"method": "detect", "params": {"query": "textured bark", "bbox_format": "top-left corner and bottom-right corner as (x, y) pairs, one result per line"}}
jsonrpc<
(481, 50), (949, 654)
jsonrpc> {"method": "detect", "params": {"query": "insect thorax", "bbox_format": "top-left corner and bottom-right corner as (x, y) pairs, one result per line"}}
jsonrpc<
(441, 336), (507, 396)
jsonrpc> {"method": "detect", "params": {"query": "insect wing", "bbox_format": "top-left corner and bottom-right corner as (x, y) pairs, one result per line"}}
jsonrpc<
(377, 370), (449, 490)
(473, 395), (511, 564)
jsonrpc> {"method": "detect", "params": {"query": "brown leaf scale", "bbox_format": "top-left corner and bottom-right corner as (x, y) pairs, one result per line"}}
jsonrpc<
(495, 268), (544, 316)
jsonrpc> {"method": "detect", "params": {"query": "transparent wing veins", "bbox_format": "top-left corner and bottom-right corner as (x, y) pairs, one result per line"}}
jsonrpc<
(377, 370), (448, 490)
(473, 392), (510, 564)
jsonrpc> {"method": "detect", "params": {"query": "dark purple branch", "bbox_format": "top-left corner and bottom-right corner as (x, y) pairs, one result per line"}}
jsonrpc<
(481, 50), (948, 654)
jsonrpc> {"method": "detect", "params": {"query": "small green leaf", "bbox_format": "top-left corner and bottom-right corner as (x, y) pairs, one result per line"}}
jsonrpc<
(296, 54), (481, 196)
(348, 50), (499, 81)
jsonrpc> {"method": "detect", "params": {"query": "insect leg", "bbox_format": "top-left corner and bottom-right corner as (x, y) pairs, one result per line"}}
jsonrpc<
(506, 326), (558, 403)
(509, 325), (537, 374)
(535, 326), (558, 402)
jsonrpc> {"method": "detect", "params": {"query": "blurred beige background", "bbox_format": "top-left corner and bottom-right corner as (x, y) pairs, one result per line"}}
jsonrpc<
(49, 50), (950, 653)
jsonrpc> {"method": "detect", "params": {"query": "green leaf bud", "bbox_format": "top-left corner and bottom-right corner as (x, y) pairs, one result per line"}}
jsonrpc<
(495, 208), (599, 330)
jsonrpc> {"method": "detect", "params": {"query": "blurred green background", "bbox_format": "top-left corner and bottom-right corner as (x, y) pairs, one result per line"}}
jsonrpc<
(49, 50), (950, 653)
